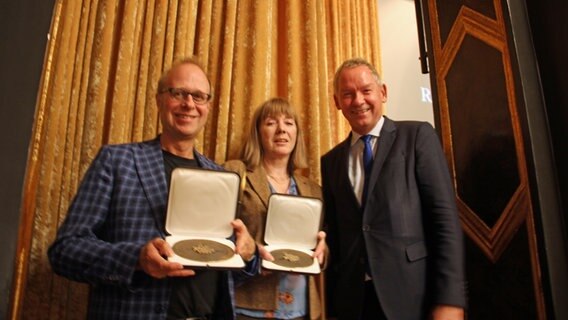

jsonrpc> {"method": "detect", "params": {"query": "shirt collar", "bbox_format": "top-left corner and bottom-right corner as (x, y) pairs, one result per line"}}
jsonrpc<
(350, 116), (385, 146)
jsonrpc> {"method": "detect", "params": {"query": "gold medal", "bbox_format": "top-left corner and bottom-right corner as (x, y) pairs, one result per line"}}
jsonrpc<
(172, 239), (234, 262)
(270, 249), (313, 268)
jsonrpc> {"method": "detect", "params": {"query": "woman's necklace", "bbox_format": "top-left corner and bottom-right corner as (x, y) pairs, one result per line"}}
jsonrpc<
(266, 174), (290, 184)
(266, 174), (291, 193)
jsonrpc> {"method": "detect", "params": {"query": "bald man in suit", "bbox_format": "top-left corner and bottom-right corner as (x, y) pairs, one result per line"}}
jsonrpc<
(321, 58), (467, 319)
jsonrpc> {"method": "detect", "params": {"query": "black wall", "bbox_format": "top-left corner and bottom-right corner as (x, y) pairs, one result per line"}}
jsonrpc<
(523, 2), (568, 317)
(525, 0), (568, 222)
(0, 0), (56, 317)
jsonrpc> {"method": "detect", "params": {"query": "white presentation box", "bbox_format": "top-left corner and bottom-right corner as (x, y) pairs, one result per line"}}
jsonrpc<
(165, 167), (245, 269)
(262, 194), (323, 274)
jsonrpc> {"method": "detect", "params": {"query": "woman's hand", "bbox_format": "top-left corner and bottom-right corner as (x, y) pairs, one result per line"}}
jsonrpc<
(313, 231), (327, 265)
(232, 219), (257, 262)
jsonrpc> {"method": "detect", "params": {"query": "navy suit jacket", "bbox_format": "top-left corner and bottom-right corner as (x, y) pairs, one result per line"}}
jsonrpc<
(48, 137), (254, 319)
(321, 118), (466, 319)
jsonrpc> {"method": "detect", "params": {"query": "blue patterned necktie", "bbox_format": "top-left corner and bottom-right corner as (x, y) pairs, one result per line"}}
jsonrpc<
(361, 135), (374, 205)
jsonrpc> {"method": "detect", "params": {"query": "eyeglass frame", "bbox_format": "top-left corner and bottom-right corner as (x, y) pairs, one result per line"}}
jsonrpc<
(159, 87), (212, 105)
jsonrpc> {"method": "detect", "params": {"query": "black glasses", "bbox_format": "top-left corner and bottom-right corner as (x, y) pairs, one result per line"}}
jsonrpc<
(160, 87), (211, 105)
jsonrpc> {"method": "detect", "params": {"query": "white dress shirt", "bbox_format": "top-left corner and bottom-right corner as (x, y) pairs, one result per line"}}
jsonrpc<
(348, 116), (384, 205)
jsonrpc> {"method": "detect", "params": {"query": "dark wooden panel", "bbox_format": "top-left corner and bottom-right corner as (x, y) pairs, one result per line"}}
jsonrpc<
(435, 0), (496, 47)
(466, 222), (536, 319)
(423, 0), (547, 318)
(446, 34), (519, 227)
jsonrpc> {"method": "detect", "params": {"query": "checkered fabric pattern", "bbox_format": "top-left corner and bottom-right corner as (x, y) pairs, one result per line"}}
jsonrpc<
(48, 137), (252, 319)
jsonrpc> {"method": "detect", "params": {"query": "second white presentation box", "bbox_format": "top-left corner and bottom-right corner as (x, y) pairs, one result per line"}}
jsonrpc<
(262, 194), (323, 274)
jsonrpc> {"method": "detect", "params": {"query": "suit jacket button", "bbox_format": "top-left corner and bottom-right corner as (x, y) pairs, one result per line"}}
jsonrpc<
(362, 224), (370, 231)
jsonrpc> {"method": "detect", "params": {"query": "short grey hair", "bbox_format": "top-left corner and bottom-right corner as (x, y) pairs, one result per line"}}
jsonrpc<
(333, 58), (382, 93)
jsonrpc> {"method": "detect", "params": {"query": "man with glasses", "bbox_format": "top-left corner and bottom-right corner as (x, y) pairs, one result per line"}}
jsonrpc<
(49, 57), (259, 320)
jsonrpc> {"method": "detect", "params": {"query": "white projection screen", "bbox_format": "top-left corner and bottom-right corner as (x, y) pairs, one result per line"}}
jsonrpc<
(377, 0), (435, 126)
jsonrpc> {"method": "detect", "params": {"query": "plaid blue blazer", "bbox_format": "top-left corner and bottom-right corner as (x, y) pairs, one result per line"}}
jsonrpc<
(48, 137), (254, 319)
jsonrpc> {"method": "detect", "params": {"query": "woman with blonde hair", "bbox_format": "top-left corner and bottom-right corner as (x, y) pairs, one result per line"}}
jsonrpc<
(225, 97), (326, 319)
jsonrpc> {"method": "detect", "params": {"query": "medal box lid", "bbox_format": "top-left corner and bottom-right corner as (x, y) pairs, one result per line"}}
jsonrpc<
(165, 167), (240, 238)
(264, 193), (322, 249)
(262, 194), (322, 274)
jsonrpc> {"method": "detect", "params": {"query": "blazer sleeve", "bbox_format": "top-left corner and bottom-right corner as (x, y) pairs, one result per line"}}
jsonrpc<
(415, 122), (467, 308)
(48, 146), (148, 287)
(320, 152), (341, 317)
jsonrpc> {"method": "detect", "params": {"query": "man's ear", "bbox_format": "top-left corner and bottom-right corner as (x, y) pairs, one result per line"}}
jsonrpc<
(155, 93), (165, 112)
(381, 84), (388, 102)
(333, 94), (341, 110)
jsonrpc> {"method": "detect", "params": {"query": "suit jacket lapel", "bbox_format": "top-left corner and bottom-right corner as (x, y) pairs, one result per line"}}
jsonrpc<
(367, 118), (396, 198)
(135, 138), (168, 236)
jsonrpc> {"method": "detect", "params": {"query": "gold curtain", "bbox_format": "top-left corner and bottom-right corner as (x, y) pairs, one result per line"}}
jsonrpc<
(10, 0), (380, 318)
